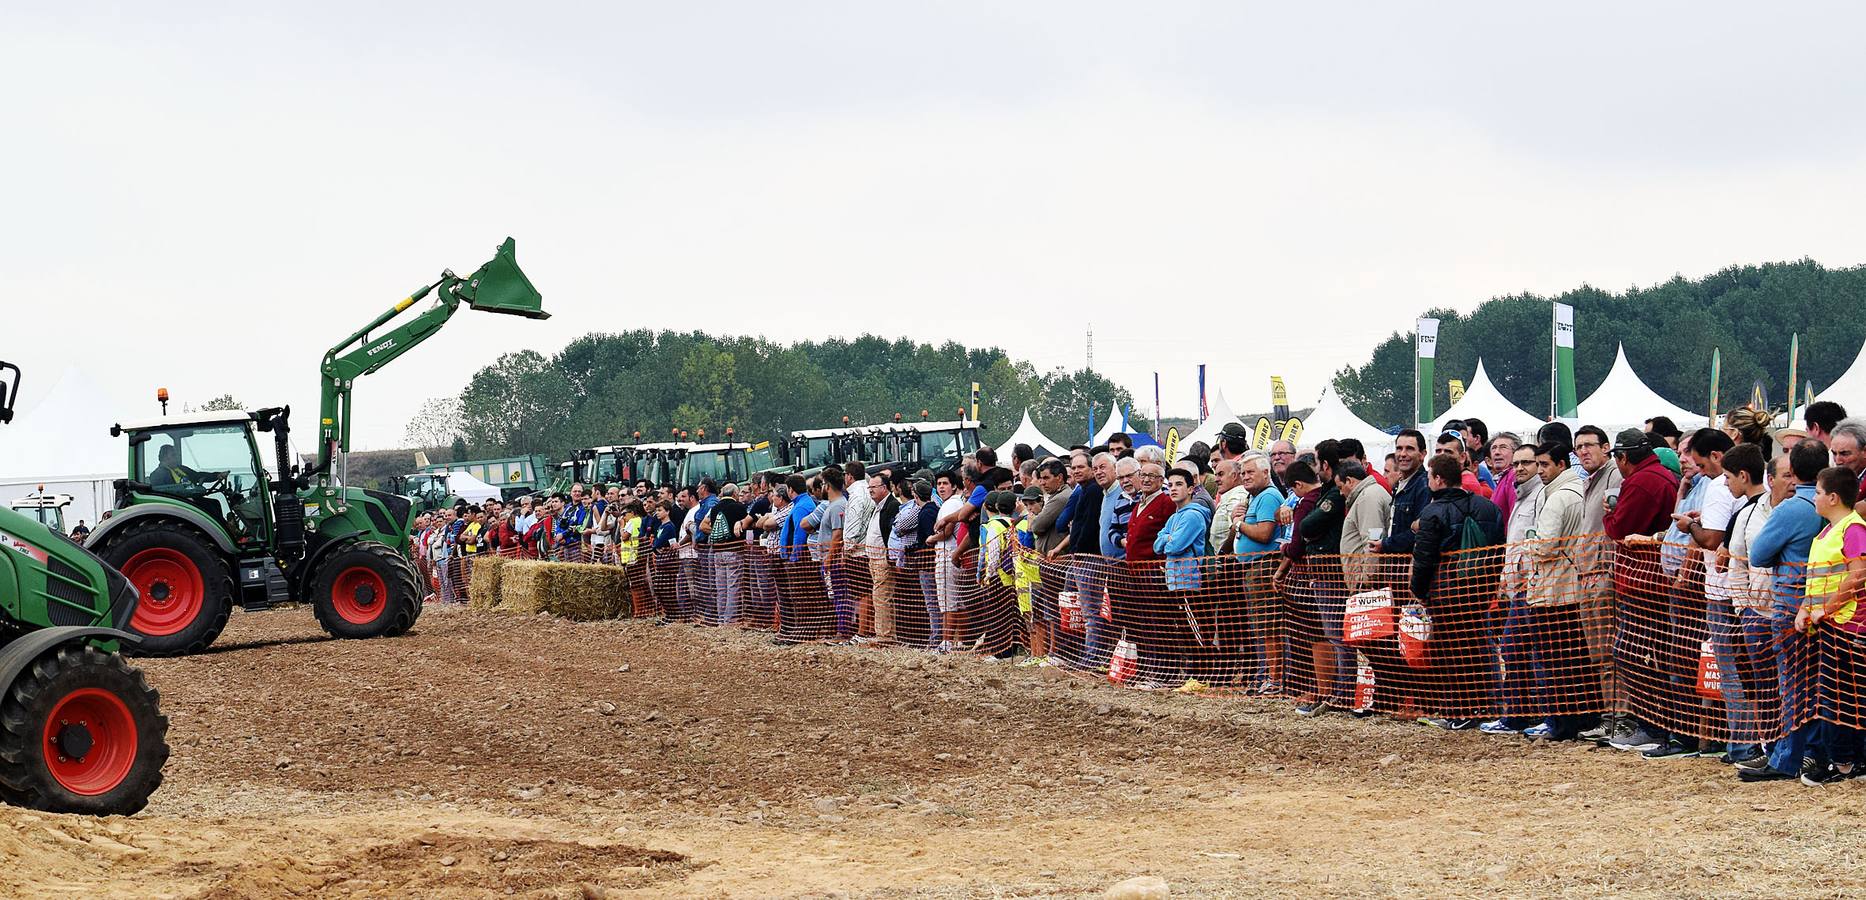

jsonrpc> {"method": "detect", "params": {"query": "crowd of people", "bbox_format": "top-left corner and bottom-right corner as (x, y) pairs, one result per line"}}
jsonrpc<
(408, 399), (1866, 789)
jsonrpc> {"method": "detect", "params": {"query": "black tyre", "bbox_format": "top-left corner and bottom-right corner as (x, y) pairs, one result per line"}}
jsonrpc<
(310, 542), (420, 639)
(0, 644), (169, 815)
(94, 519), (234, 657)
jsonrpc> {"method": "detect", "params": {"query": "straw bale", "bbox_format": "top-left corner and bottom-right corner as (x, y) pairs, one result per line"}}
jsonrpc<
(497, 560), (627, 621)
(467, 555), (508, 609)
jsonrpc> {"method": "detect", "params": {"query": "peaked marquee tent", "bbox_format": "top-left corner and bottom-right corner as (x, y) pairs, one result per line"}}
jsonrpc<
(1301, 384), (1396, 454)
(1426, 359), (1543, 438)
(1575, 343), (1707, 433)
(997, 408), (1067, 459)
(1817, 339), (1866, 414)
(1182, 387), (1247, 451)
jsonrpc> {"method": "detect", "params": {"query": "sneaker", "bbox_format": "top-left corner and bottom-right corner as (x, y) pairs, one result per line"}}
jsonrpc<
(1175, 678), (1209, 694)
(1734, 754), (1774, 772)
(1039, 656), (1061, 668)
(849, 635), (874, 645)
(1576, 721), (1613, 743)
(1254, 679), (1282, 697)
(1478, 719), (1519, 736)
(1802, 759), (1857, 787)
(1641, 739), (1696, 760)
(937, 640), (953, 653)
(1419, 717), (1473, 731)
(1608, 727), (1662, 753)
(1522, 722), (1557, 740)
(1295, 698), (1332, 717)
(1349, 706), (1375, 718)
(1737, 763), (1793, 782)
(1014, 656), (1043, 668)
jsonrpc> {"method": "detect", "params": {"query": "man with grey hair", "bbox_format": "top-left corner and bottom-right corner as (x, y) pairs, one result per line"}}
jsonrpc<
(1828, 418), (1866, 514)
(701, 481), (747, 625)
(1269, 439), (1298, 492)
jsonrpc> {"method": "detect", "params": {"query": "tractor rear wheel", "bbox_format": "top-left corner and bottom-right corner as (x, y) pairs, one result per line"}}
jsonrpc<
(95, 519), (234, 657)
(0, 644), (169, 815)
(310, 542), (420, 639)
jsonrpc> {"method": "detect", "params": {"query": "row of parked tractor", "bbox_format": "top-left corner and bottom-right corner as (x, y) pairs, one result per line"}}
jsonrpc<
(397, 414), (985, 514)
(0, 239), (549, 815)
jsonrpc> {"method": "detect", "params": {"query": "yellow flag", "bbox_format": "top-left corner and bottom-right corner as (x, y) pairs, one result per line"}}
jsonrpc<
(1252, 417), (1273, 450)
(1164, 427), (1180, 462)
(1448, 379), (1466, 405)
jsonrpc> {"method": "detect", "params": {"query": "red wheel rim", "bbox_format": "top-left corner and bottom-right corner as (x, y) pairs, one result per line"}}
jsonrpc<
(43, 687), (138, 796)
(331, 566), (388, 625)
(124, 547), (204, 637)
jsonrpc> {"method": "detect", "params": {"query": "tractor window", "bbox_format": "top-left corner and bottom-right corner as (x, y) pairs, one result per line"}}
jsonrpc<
(138, 424), (261, 491)
(918, 430), (965, 466)
(687, 452), (729, 484)
(593, 453), (620, 483)
(804, 438), (834, 468)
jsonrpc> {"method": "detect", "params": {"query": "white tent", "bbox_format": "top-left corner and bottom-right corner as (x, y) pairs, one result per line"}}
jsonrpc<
(1183, 387), (1247, 451)
(1300, 384), (1396, 455)
(1426, 359), (1542, 437)
(1090, 398), (1131, 446)
(1, 365), (135, 480)
(996, 408), (1067, 459)
(1816, 338), (1866, 414)
(1575, 343), (1708, 433)
(440, 470), (503, 504)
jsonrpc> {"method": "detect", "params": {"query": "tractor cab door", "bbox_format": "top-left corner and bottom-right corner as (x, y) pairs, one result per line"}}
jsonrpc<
(134, 423), (273, 548)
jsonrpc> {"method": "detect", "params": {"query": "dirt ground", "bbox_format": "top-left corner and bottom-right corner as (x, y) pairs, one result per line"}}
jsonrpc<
(6, 604), (1864, 898)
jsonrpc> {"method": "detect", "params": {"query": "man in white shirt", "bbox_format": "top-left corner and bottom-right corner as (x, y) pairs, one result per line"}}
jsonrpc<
(1706, 437), (1772, 765)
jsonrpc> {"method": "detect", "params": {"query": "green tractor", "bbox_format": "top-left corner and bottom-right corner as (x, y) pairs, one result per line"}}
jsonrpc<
(0, 360), (170, 814)
(87, 239), (548, 656)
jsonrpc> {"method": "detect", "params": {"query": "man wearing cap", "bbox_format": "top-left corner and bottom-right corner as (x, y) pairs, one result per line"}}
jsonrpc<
(1597, 428), (1680, 751)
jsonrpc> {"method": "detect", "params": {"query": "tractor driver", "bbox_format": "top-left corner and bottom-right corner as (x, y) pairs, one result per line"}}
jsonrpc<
(148, 444), (223, 489)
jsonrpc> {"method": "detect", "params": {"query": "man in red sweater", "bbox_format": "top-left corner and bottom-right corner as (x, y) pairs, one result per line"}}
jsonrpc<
(1604, 429), (1679, 539)
(1600, 428), (1681, 753)
(1125, 463), (1174, 561)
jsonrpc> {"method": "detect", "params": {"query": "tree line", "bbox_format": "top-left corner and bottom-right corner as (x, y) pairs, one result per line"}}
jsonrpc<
(1333, 258), (1866, 427)
(419, 330), (1134, 461)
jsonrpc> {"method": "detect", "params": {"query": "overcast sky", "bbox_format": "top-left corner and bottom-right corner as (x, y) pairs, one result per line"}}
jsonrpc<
(7, 2), (1866, 460)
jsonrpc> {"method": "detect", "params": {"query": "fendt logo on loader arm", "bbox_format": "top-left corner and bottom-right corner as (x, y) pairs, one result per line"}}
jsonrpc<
(366, 339), (398, 357)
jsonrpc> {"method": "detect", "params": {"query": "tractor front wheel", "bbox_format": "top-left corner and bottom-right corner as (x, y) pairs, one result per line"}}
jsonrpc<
(310, 542), (420, 640)
(0, 644), (169, 815)
(96, 519), (234, 657)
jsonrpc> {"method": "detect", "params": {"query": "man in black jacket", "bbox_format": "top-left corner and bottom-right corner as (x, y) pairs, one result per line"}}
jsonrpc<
(1408, 453), (1505, 727)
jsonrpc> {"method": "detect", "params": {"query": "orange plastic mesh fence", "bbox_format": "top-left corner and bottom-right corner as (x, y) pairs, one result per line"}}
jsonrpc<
(420, 533), (1866, 741)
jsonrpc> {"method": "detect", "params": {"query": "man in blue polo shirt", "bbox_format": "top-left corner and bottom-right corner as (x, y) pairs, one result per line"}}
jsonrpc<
(1233, 451), (1285, 692)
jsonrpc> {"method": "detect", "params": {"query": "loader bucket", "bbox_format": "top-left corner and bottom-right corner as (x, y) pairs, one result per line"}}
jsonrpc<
(461, 237), (548, 319)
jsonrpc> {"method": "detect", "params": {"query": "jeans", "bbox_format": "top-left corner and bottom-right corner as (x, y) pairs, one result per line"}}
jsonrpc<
(1769, 606), (1816, 775)
(917, 568), (941, 646)
(1708, 595), (1761, 757)
(825, 560), (852, 637)
(713, 549), (742, 625)
(437, 556), (457, 603)
(1497, 594), (1539, 728)
(1071, 557), (1110, 668)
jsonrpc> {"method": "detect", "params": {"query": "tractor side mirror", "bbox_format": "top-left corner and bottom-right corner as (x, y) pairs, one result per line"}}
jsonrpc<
(0, 360), (18, 424)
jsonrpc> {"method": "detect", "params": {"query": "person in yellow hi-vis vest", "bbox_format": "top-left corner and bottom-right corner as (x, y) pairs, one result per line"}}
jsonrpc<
(1790, 467), (1866, 784)
(618, 500), (647, 616)
(978, 492), (1019, 657)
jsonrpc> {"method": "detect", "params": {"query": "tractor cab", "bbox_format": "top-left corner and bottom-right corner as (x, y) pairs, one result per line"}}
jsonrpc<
(392, 472), (454, 514)
(875, 419), (981, 475)
(9, 489), (74, 535)
(114, 411), (275, 548)
(680, 440), (776, 486)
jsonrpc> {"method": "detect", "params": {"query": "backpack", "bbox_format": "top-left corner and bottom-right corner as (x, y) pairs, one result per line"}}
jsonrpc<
(1441, 497), (1500, 589)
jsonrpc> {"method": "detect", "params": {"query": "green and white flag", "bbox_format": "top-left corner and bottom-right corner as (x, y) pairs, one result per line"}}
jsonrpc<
(1786, 333), (1800, 424)
(1708, 348), (1722, 424)
(1415, 317), (1439, 427)
(1552, 302), (1578, 418)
